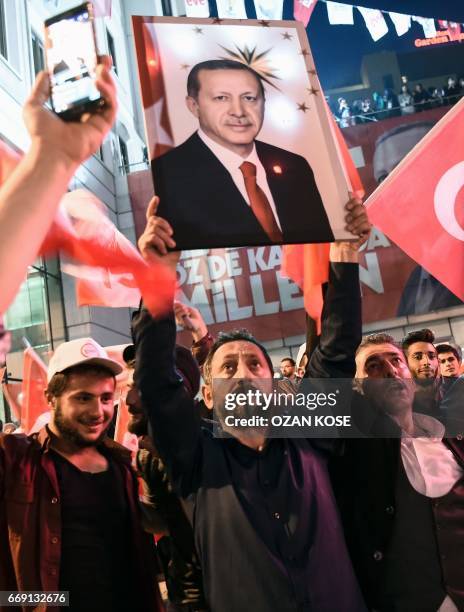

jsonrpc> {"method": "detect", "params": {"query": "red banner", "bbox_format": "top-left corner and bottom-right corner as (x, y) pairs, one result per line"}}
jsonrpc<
(128, 104), (462, 342)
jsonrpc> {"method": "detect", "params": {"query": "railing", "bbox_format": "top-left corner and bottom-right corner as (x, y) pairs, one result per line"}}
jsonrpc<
(335, 92), (463, 128)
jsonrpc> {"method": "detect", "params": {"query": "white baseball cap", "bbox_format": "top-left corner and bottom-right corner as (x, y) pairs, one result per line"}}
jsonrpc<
(47, 338), (123, 382)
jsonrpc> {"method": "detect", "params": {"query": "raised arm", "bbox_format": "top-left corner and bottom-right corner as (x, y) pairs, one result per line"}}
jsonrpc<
(174, 301), (214, 368)
(134, 197), (203, 496)
(308, 198), (370, 379)
(0, 57), (116, 313)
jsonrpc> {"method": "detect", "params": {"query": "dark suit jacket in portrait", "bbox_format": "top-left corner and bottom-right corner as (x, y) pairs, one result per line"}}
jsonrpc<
(153, 132), (334, 250)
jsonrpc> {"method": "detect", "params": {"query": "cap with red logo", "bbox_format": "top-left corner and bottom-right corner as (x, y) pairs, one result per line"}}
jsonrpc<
(47, 337), (123, 382)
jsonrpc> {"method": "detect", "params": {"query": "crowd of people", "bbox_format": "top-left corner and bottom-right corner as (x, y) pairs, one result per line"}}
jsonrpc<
(0, 56), (463, 612)
(331, 75), (464, 127)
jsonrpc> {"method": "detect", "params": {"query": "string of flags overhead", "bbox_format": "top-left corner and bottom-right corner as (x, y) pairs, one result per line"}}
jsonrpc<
(182, 0), (463, 43)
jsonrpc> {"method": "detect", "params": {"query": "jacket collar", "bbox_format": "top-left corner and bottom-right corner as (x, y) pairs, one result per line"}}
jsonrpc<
(34, 426), (131, 464)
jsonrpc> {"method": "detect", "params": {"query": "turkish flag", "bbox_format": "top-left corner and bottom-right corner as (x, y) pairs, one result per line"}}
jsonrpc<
(21, 347), (49, 434)
(365, 97), (464, 301)
(40, 190), (175, 317)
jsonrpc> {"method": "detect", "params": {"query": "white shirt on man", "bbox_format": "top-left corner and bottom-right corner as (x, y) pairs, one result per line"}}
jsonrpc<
(400, 413), (463, 612)
(197, 129), (282, 231)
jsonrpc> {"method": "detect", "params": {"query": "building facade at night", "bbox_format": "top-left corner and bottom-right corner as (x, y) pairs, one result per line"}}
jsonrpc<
(1, 0), (464, 423)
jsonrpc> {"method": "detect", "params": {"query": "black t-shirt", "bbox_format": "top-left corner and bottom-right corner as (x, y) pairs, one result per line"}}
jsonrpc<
(51, 450), (138, 612)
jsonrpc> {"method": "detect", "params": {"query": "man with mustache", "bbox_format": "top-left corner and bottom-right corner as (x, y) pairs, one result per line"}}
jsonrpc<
(154, 59), (334, 250)
(0, 337), (163, 612)
(330, 333), (464, 611)
(131, 194), (371, 612)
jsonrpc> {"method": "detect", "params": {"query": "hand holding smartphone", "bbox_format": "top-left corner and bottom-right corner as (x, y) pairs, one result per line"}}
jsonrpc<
(44, 2), (106, 122)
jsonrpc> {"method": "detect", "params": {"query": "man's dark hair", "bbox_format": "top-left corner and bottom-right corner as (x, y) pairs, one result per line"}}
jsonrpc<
(401, 328), (435, 353)
(46, 363), (116, 398)
(436, 343), (462, 362)
(187, 59), (265, 100)
(203, 329), (273, 385)
(281, 357), (296, 366)
(355, 332), (398, 357)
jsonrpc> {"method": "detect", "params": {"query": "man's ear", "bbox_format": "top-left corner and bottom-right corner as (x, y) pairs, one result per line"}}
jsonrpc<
(186, 95), (200, 118)
(201, 383), (213, 410)
(45, 391), (56, 409)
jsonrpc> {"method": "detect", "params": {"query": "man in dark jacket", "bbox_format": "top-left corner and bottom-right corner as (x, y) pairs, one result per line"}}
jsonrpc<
(133, 197), (370, 612)
(330, 332), (464, 611)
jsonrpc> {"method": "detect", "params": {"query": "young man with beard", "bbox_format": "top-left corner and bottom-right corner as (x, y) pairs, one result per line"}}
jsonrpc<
(401, 328), (443, 419)
(329, 333), (464, 611)
(131, 196), (370, 612)
(0, 337), (163, 612)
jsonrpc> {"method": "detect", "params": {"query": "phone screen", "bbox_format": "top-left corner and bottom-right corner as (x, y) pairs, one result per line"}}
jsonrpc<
(45, 5), (101, 116)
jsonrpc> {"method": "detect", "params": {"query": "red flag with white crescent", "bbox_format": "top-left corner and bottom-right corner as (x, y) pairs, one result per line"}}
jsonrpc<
(365, 98), (464, 301)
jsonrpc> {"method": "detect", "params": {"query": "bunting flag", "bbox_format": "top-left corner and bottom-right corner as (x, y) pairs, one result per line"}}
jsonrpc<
(412, 16), (437, 39)
(254, 0), (284, 20)
(357, 7), (389, 41)
(21, 347), (49, 434)
(447, 22), (462, 42)
(92, 0), (112, 17)
(216, 0), (247, 19)
(389, 11), (411, 37)
(326, 1), (354, 26)
(40, 190), (176, 317)
(293, 0), (317, 28)
(437, 20), (462, 41)
(184, 0), (210, 17)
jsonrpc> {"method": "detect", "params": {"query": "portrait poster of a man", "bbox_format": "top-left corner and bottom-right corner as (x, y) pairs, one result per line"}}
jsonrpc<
(133, 17), (355, 250)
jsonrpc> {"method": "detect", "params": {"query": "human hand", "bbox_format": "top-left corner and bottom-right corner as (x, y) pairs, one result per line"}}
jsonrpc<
(23, 56), (117, 167)
(138, 196), (180, 272)
(174, 301), (208, 341)
(344, 194), (371, 244)
(331, 195), (371, 262)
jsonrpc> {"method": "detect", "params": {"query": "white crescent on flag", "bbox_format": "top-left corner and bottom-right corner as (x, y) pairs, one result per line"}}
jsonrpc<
(434, 161), (464, 242)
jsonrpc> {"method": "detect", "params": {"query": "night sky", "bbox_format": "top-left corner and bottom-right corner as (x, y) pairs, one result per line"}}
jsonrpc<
(232, 0), (464, 92)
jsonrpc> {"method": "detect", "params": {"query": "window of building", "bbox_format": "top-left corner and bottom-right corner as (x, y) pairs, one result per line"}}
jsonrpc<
(0, 0), (8, 60)
(106, 29), (117, 75)
(1, 258), (67, 422)
(95, 145), (104, 162)
(31, 30), (45, 76)
(118, 137), (129, 171)
(4, 258), (67, 374)
(161, 0), (173, 16)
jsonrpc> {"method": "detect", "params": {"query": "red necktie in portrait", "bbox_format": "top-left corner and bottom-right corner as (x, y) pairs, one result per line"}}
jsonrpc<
(239, 161), (283, 243)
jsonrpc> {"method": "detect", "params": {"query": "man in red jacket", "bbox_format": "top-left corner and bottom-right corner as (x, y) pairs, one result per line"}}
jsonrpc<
(0, 337), (163, 612)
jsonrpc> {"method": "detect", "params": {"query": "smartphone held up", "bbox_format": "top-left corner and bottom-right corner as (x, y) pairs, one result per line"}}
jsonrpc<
(44, 2), (106, 122)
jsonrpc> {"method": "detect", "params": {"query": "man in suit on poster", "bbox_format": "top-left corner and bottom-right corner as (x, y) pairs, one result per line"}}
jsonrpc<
(153, 59), (334, 250)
